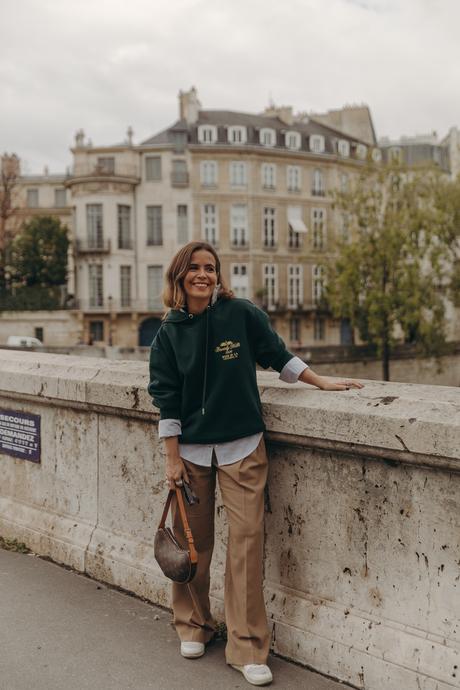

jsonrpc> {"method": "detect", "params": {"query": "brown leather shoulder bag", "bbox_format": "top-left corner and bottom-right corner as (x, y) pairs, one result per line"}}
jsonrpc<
(154, 486), (198, 584)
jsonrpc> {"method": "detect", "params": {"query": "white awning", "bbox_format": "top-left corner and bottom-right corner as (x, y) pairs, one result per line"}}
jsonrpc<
(287, 206), (308, 233)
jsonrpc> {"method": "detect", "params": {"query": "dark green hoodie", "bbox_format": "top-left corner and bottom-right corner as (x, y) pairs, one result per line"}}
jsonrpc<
(148, 297), (295, 444)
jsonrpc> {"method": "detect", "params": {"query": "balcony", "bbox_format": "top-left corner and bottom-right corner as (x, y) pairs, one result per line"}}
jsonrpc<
(231, 240), (249, 250)
(75, 298), (165, 313)
(170, 171), (189, 187)
(311, 188), (326, 197)
(67, 163), (139, 186)
(75, 239), (111, 254)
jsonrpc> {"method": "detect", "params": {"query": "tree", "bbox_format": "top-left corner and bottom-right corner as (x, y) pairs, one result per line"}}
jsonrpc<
(11, 215), (69, 288)
(325, 163), (452, 381)
(0, 153), (20, 291)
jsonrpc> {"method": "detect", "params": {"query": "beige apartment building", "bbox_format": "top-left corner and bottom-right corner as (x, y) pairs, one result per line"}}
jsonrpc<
(9, 88), (457, 348)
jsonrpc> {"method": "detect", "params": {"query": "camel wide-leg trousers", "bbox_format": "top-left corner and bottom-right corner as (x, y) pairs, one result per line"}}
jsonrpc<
(171, 437), (270, 666)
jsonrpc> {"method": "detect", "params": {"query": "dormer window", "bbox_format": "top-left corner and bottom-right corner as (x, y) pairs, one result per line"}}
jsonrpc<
(260, 128), (276, 147)
(309, 135), (325, 154)
(356, 144), (368, 160)
(337, 140), (350, 157)
(228, 126), (247, 144)
(286, 131), (301, 150)
(198, 125), (218, 144)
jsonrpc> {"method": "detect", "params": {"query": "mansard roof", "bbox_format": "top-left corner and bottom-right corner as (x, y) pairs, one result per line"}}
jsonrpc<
(141, 109), (369, 152)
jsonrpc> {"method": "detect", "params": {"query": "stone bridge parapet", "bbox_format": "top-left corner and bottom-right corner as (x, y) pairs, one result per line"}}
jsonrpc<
(0, 350), (459, 689)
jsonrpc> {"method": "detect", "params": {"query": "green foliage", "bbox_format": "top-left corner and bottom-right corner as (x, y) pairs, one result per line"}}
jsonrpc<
(11, 215), (69, 287)
(325, 163), (454, 379)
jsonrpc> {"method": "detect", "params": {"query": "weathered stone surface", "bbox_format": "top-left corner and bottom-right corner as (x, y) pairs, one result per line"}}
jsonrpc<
(0, 351), (459, 689)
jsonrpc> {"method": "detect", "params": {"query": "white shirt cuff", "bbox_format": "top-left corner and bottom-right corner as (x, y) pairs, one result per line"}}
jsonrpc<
(159, 419), (182, 438)
(279, 356), (309, 383)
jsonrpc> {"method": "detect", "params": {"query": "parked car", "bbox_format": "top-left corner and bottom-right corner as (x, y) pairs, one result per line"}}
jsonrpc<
(6, 335), (43, 347)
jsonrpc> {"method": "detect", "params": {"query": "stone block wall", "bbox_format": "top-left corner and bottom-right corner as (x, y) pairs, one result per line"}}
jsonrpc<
(0, 351), (459, 689)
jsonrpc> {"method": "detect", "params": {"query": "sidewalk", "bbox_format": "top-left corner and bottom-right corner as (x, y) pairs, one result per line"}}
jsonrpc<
(0, 548), (349, 690)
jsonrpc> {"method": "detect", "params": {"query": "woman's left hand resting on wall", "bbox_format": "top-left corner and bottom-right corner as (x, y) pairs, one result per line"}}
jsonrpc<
(299, 368), (364, 391)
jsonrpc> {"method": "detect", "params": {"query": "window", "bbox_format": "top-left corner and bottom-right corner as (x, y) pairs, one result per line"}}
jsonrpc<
(261, 163), (276, 189)
(117, 205), (132, 249)
(372, 148), (382, 163)
(26, 188), (39, 207)
(86, 204), (103, 248)
(312, 169), (325, 196)
(309, 135), (325, 153)
(89, 321), (104, 343)
(89, 264), (103, 307)
(145, 156), (162, 181)
(228, 126), (247, 144)
(356, 144), (368, 160)
(313, 265), (325, 305)
(97, 157), (115, 173)
(147, 265), (163, 310)
(290, 318), (300, 342)
(286, 131), (301, 150)
(340, 172), (349, 192)
(200, 160), (218, 186)
(201, 204), (219, 245)
(338, 140), (350, 157)
(312, 208), (326, 250)
(146, 206), (163, 246)
(314, 316), (325, 341)
(230, 204), (248, 247)
(260, 128), (276, 147)
(288, 265), (303, 309)
(171, 131), (187, 152)
(34, 327), (44, 342)
(230, 161), (247, 186)
(54, 188), (66, 207)
(287, 206), (307, 249)
(390, 147), (402, 163)
(339, 213), (350, 242)
(198, 125), (218, 144)
(287, 165), (301, 192)
(171, 159), (188, 184)
(120, 266), (132, 307)
(231, 263), (249, 298)
(263, 207), (276, 248)
(177, 205), (188, 245)
(263, 264), (278, 309)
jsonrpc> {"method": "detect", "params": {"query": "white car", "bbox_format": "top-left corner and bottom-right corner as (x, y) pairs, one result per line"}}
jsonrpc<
(6, 335), (43, 347)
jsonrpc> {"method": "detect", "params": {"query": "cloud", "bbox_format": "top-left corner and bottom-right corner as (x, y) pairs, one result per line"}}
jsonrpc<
(0, 0), (459, 171)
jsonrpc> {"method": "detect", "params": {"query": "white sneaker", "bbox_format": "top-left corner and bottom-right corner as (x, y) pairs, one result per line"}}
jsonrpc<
(231, 664), (273, 686)
(180, 641), (205, 658)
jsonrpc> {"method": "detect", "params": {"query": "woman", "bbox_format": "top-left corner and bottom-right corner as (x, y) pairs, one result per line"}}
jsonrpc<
(148, 241), (363, 687)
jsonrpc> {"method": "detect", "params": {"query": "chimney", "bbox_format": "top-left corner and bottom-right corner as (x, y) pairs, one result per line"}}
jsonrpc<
(264, 104), (293, 126)
(126, 126), (134, 146)
(179, 86), (201, 124)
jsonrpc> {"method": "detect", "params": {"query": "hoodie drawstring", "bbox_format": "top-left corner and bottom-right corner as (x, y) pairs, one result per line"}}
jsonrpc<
(201, 306), (210, 415)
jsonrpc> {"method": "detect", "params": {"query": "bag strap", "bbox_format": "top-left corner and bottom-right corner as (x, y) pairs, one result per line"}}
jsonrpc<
(158, 487), (198, 565)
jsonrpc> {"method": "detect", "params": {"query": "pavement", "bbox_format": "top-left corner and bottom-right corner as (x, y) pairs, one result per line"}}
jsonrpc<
(0, 548), (349, 690)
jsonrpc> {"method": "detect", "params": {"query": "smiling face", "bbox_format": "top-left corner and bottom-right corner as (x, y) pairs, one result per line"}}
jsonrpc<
(183, 249), (218, 310)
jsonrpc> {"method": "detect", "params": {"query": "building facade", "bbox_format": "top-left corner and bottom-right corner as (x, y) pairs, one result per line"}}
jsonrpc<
(6, 88), (458, 348)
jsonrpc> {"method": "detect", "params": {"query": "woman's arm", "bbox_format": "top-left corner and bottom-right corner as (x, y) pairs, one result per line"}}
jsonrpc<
(163, 435), (189, 489)
(299, 367), (364, 391)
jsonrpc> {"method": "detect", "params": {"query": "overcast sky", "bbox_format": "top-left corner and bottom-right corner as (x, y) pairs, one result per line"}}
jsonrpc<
(1, 0), (459, 174)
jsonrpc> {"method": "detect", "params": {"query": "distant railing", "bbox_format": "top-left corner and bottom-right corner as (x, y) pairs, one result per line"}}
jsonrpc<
(68, 163), (139, 179)
(170, 171), (189, 187)
(75, 239), (111, 254)
(75, 298), (164, 313)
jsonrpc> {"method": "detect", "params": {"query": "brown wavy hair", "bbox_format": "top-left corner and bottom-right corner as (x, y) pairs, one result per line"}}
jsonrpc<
(163, 241), (233, 313)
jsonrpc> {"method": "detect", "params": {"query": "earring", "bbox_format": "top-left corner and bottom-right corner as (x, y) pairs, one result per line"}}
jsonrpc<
(211, 284), (221, 306)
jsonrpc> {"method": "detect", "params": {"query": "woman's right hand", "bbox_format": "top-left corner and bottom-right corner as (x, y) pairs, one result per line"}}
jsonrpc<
(165, 454), (189, 490)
